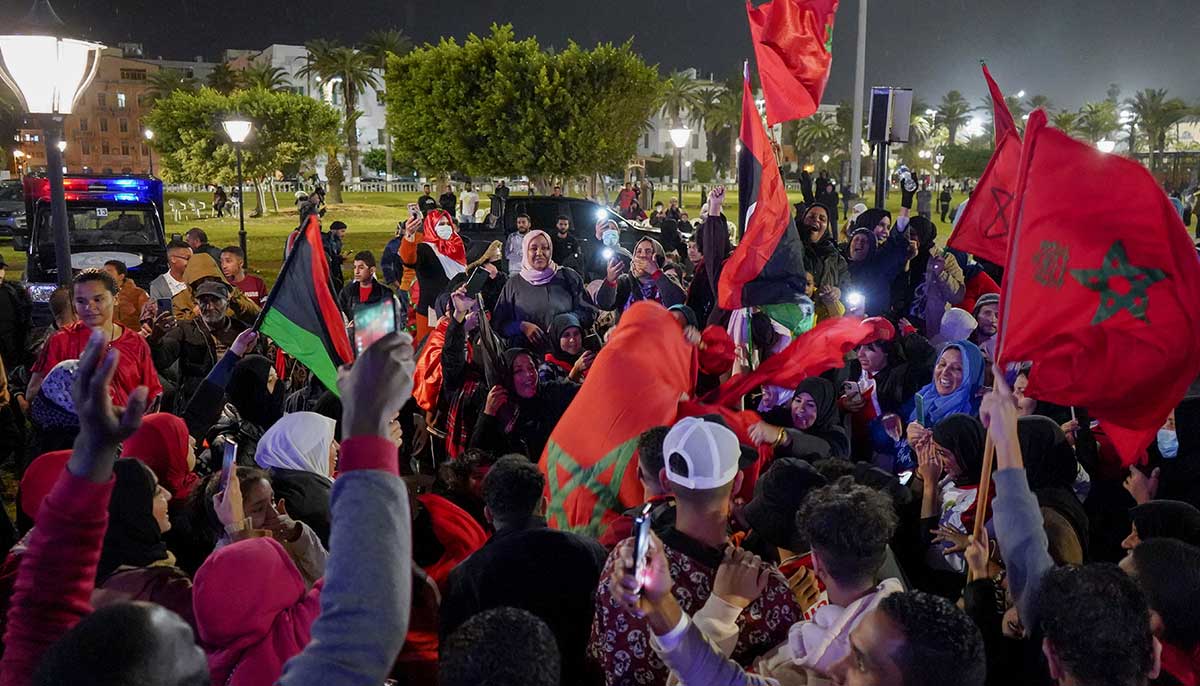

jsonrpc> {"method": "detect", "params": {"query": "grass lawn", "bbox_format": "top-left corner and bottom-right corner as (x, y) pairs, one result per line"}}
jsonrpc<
(0, 188), (965, 288)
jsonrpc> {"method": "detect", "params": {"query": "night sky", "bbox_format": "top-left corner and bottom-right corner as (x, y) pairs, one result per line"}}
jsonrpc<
(28, 0), (1200, 108)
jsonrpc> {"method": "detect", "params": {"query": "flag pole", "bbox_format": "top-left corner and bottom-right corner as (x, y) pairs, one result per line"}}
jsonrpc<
(849, 0), (867, 198)
(967, 429), (996, 582)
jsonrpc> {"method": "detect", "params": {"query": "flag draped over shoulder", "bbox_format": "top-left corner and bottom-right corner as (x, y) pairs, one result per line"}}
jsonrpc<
(746, 0), (840, 125)
(997, 110), (1200, 465)
(947, 64), (1020, 265)
(709, 316), (895, 407)
(718, 68), (808, 311)
(258, 215), (354, 396)
(539, 302), (697, 535)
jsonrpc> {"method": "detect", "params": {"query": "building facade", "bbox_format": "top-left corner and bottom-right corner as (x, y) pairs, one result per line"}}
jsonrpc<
(16, 47), (161, 175)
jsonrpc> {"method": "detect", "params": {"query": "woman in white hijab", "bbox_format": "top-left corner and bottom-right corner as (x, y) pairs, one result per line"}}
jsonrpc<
(255, 412), (338, 547)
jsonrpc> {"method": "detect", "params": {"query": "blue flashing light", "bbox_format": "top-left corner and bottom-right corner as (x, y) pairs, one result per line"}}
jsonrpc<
(114, 193), (140, 202)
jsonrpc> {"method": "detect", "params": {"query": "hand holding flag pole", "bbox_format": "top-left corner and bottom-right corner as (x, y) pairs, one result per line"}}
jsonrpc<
(969, 364), (1022, 581)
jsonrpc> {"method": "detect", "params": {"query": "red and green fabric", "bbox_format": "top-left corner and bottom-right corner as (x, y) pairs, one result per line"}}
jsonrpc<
(258, 215), (354, 396)
(997, 110), (1200, 464)
(540, 302), (697, 536)
(948, 64), (1020, 266)
(746, 0), (840, 125)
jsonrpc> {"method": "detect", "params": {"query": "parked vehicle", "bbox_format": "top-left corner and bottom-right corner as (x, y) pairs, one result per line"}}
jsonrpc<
(0, 179), (26, 236)
(15, 175), (167, 321)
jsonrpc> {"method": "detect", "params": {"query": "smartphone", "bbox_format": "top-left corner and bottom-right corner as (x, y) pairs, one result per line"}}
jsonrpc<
(842, 381), (862, 401)
(898, 470), (914, 486)
(219, 440), (238, 492)
(354, 297), (398, 355)
(631, 502), (654, 594)
(407, 202), (421, 221)
(156, 297), (173, 315)
(914, 394), (927, 426)
(464, 266), (490, 298)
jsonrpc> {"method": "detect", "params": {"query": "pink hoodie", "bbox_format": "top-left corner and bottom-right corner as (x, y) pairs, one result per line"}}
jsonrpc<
(194, 537), (323, 686)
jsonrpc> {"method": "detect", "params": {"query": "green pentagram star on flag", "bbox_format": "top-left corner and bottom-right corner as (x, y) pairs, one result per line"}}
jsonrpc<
(1068, 240), (1166, 325)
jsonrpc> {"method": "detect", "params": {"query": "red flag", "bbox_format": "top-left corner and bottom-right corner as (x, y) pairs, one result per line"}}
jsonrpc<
(719, 68), (808, 310)
(539, 302), (697, 534)
(983, 64), (1017, 143)
(709, 316), (896, 407)
(746, 0), (839, 125)
(947, 65), (1021, 265)
(997, 110), (1200, 465)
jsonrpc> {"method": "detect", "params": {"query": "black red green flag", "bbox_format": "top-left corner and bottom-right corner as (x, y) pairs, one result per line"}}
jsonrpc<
(718, 66), (808, 310)
(997, 110), (1200, 464)
(257, 215), (354, 396)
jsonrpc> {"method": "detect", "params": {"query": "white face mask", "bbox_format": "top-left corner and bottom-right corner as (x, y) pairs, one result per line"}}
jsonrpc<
(434, 223), (453, 240)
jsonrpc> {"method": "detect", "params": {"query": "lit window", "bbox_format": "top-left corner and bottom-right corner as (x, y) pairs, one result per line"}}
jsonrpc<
(117, 93), (126, 108)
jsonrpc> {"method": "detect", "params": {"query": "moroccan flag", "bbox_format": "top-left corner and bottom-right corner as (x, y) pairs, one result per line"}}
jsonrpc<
(997, 110), (1200, 464)
(540, 302), (697, 535)
(718, 67), (809, 310)
(947, 65), (1020, 265)
(709, 316), (895, 407)
(257, 215), (354, 396)
(746, 0), (839, 125)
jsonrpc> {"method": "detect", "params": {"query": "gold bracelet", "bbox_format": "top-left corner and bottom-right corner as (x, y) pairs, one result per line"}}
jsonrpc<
(774, 427), (786, 447)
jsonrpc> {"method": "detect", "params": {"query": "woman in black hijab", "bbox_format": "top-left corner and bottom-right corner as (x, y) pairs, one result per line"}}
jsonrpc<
(1017, 415), (1089, 559)
(182, 346), (286, 468)
(844, 208), (913, 317)
(800, 203), (849, 292)
(1124, 500), (1200, 550)
(749, 377), (849, 459)
(686, 203), (734, 326)
(92, 459), (195, 629)
(470, 348), (580, 460)
(539, 312), (591, 383)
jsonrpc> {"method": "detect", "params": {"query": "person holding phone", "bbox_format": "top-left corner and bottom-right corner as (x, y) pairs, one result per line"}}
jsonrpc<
(400, 210), (469, 343)
(594, 236), (686, 319)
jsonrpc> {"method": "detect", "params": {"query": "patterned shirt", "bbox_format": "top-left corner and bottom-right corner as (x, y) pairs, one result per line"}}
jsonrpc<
(589, 526), (802, 686)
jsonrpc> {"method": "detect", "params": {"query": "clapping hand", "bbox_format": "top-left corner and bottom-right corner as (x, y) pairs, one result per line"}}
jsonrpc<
(69, 331), (150, 483)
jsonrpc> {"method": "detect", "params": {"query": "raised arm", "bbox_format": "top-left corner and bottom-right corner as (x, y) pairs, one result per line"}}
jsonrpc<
(0, 332), (149, 686)
(180, 329), (259, 439)
(279, 333), (415, 686)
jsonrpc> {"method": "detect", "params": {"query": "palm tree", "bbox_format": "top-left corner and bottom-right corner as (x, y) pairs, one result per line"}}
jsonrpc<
(1127, 88), (1192, 171)
(206, 63), (240, 95)
(937, 91), (972, 145)
(1050, 110), (1082, 138)
(298, 42), (382, 182)
(239, 64), (291, 92)
(1078, 100), (1120, 143)
(694, 87), (728, 162)
(1026, 94), (1053, 113)
(793, 113), (841, 151)
(146, 68), (197, 101)
(658, 71), (702, 129)
(361, 29), (411, 181)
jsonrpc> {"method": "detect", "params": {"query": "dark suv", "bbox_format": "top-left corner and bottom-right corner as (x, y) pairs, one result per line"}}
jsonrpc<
(15, 175), (168, 315)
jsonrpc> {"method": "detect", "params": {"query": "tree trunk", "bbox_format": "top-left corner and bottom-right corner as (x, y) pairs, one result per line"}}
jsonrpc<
(730, 131), (739, 182)
(325, 152), (345, 204)
(269, 178), (279, 214)
(385, 134), (393, 181)
(251, 180), (265, 218)
(948, 123), (958, 147)
(345, 92), (359, 183)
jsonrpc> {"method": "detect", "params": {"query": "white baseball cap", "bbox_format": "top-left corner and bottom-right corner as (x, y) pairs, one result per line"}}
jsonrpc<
(663, 417), (741, 490)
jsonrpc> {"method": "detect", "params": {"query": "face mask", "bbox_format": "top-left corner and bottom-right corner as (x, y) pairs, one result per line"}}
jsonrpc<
(434, 224), (453, 240)
(1158, 428), (1179, 459)
(602, 229), (619, 247)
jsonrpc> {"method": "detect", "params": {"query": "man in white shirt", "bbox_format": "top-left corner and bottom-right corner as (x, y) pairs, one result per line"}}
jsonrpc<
(459, 184), (480, 227)
(148, 240), (192, 302)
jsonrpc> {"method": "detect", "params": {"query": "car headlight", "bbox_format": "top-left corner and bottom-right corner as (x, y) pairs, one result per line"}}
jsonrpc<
(26, 282), (57, 303)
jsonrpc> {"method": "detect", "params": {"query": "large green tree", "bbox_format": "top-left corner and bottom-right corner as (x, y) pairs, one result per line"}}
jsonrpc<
(384, 24), (658, 186)
(939, 144), (992, 179)
(206, 63), (240, 95)
(1078, 100), (1120, 143)
(361, 29), (411, 180)
(659, 70), (702, 129)
(1127, 88), (1192, 171)
(146, 68), (197, 102)
(144, 87), (340, 215)
(239, 64), (291, 92)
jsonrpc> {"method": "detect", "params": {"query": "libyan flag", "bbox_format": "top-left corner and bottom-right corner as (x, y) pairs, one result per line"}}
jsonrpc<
(997, 110), (1200, 464)
(258, 215), (354, 396)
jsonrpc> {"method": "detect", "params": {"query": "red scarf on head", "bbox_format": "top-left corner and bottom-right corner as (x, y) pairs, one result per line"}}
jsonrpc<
(423, 210), (466, 268)
(121, 413), (198, 506)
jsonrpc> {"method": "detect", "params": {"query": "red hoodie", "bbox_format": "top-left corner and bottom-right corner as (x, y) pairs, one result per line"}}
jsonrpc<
(194, 537), (323, 686)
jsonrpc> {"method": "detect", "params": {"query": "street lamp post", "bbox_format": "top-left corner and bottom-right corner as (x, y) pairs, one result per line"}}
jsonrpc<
(0, 0), (103, 286)
(144, 129), (154, 175)
(222, 117), (252, 264)
(669, 126), (689, 218)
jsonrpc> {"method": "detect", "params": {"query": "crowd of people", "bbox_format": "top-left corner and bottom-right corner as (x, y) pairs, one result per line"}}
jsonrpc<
(0, 172), (1194, 686)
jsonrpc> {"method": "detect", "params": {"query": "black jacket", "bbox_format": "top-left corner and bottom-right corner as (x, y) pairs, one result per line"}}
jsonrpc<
(440, 516), (608, 685)
(595, 272), (687, 315)
(338, 279), (391, 318)
(0, 282), (32, 371)
(152, 317), (250, 414)
(469, 379), (579, 460)
(266, 467), (332, 548)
